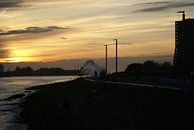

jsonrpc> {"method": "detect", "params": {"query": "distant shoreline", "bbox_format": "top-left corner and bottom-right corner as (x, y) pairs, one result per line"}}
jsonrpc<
(18, 78), (194, 130)
(0, 74), (79, 77)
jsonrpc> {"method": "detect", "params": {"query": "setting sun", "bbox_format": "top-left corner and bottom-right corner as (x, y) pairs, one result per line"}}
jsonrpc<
(6, 58), (22, 63)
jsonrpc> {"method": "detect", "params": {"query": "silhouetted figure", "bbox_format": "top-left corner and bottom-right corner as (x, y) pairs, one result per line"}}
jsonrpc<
(94, 71), (97, 78)
(100, 69), (106, 79)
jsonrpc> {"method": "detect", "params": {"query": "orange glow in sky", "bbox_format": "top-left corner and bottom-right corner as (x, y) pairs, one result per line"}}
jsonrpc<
(0, 0), (194, 62)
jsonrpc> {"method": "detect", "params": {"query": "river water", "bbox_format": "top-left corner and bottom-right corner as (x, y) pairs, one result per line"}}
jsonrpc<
(0, 76), (78, 130)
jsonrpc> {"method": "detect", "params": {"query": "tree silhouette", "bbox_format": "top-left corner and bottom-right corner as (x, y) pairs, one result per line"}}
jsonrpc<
(124, 60), (173, 76)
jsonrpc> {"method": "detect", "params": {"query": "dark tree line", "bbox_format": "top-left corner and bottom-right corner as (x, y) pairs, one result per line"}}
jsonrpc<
(6, 66), (80, 76)
(124, 60), (173, 76)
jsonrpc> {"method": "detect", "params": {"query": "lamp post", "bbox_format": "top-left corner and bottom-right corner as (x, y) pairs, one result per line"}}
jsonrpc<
(113, 39), (118, 75)
(103, 41), (130, 77)
(104, 44), (108, 75)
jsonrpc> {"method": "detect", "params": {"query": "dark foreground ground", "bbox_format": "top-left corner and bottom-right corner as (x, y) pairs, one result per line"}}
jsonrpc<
(18, 78), (194, 130)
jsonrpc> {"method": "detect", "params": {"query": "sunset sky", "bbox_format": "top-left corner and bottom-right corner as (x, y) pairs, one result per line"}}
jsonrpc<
(0, 0), (194, 63)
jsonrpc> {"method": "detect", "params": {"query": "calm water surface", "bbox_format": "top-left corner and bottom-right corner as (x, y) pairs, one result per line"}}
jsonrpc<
(0, 76), (78, 130)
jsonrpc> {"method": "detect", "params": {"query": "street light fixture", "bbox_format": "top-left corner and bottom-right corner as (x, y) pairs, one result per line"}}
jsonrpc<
(113, 39), (118, 75)
(103, 44), (108, 75)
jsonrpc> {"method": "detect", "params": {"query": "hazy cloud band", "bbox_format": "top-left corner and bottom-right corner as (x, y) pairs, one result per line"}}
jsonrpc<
(0, 26), (70, 36)
(134, 1), (194, 12)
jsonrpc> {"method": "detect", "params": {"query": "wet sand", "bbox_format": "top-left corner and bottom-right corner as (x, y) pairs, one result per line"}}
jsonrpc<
(18, 78), (194, 130)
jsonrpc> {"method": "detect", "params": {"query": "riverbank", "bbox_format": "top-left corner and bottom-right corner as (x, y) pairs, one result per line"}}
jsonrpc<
(18, 78), (194, 130)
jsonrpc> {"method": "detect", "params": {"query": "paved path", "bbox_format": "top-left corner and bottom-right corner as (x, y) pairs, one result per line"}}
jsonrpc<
(86, 78), (191, 91)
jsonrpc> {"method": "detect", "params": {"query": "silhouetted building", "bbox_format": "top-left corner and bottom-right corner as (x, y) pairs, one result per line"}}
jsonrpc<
(173, 17), (194, 74)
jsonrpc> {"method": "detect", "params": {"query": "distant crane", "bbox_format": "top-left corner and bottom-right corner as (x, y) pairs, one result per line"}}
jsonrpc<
(177, 11), (185, 21)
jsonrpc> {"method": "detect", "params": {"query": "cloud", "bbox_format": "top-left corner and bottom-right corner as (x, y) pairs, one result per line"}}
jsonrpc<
(134, 1), (194, 12)
(0, 8), (9, 15)
(139, 1), (174, 6)
(61, 37), (67, 39)
(0, 0), (91, 9)
(0, 26), (70, 36)
(0, 0), (24, 9)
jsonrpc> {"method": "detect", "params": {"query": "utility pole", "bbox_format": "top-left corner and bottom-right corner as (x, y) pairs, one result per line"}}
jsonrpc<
(104, 45), (108, 75)
(113, 39), (118, 75)
(103, 41), (129, 77)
